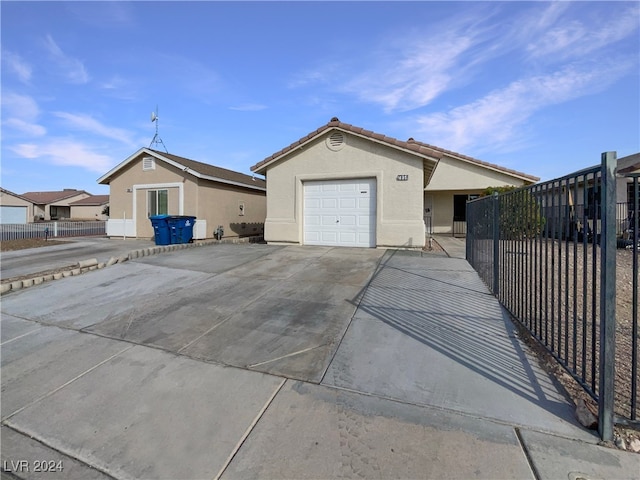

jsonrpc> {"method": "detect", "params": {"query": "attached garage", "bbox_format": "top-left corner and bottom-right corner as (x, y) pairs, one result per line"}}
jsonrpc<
(0, 206), (28, 224)
(0, 188), (32, 224)
(304, 178), (376, 247)
(251, 118), (439, 249)
(251, 118), (539, 248)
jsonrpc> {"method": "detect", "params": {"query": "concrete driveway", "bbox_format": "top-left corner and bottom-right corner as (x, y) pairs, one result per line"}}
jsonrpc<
(2, 243), (638, 479)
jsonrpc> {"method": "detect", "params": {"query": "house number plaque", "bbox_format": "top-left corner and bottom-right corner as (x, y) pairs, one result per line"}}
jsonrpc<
(396, 175), (409, 181)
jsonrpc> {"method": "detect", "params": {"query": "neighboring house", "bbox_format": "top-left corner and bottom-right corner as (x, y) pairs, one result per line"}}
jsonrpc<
(521, 152), (639, 239)
(69, 195), (110, 220)
(250, 118), (538, 248)
(618, 152), (640, 199)
(21, 189), (91, 221)
(0, 187), (33, 224)
(98, 148), (266, 240)
(616, 153), (639, 236)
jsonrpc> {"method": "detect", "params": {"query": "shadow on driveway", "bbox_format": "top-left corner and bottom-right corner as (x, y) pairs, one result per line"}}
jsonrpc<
(323, 249), (592, 439)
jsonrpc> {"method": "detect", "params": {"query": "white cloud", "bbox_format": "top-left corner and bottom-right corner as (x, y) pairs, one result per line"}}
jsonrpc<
(44, 34), (90, 84)
(11, 140), (113, 173)
(4, 118), (46, 137)
(99, 75), (139, 101)
(343, 35), (473, 112)
(414, 62), (634, 153)
(228, 103), (268, 112)
(1, 92), (40, 120)
(52, 112), (135, 146)
(527, 4), (640, 61)
(1, 93), (46, 137)
(2, 51), (32, 83)
(293, 8), (511, 113)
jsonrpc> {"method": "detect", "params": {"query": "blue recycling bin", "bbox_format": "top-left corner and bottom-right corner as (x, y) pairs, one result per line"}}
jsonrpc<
(167, 216), (196, 244)
(150, 215), (171, 245)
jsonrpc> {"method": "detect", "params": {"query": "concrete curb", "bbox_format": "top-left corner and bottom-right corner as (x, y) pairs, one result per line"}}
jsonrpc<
(0, 235), (263, 296)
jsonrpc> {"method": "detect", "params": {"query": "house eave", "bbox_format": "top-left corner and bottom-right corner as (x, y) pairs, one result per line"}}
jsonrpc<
(98, 148), (266, 191)
(251, 126), (440, 175)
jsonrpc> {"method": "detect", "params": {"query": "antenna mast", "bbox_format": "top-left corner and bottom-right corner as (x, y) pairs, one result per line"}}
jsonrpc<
(149, 106), (168, 153)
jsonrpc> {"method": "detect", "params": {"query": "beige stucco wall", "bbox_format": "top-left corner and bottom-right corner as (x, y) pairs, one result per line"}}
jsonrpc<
(0, 192), (32, 208)
(197, 180), (266, 239)
(47, 193), (91, 220)
(70, 205), (108, 221)
(425, 155), (530, 191)
(426, 156), (533, 234)
(263, 132), (426, 248)
(107, 153), (193, 238)
(105, 152), (265, 239)
(0, 191), (32, 222)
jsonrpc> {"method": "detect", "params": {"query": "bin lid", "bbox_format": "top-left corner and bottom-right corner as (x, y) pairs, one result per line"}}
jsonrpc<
(149, 214), (170, 220)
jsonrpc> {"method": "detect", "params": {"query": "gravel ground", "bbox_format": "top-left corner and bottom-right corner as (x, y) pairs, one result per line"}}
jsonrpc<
(0, 238), (70, 252)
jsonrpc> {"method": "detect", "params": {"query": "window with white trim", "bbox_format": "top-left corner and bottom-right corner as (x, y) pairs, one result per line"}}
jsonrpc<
(148, 189), (168, 216)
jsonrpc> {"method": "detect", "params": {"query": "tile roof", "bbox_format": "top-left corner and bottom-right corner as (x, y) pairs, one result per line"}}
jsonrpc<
(69, 195), (110, 206)
(21, 189), (91, 204)
(250, 118), (539, 183)
(150, 150), (266, 189)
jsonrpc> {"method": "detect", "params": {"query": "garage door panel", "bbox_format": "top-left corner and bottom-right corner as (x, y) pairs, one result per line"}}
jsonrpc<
(320, 215), (338, 226)
(305, 198), (321, 209)
(321, 199), (338, 209)
(0, 206), (28, 224)
(339, 183), (357, 193)
(304, 215), (320, 226)
(304, 179), (376, 248)
(359, 215), (371, 227)
(339, 232), (356, 244)
(321, 232), (338, 243)
(339, 198), (357, 209)
(340, 215), (357, 226)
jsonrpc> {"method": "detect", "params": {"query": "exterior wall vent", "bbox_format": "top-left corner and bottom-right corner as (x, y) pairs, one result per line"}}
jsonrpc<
(326, 131), (345, 151)
(142, 156), (156, 171)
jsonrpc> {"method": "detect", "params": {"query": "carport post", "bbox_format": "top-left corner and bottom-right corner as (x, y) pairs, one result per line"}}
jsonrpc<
(492, 192), (500, 295)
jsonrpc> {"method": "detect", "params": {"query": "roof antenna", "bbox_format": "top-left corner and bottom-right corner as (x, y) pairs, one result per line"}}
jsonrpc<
(149, 106), (168, 153)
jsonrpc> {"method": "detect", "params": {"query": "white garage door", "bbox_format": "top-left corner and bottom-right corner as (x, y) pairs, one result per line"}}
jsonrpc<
(0, 206), (27, 224)
(304, 178), (376, 247)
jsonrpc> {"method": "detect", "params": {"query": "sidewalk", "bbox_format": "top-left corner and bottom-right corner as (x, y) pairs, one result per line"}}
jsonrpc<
(1, 244), (638, 479)
(432, 234), (467, 259)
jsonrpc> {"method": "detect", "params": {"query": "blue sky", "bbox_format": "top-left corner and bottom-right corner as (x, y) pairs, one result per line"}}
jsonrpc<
(2, 1), (639, 196)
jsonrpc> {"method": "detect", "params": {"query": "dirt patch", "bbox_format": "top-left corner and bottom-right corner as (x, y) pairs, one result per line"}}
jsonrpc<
(422, 237), (446, 254)
(1, 238), (70, 252)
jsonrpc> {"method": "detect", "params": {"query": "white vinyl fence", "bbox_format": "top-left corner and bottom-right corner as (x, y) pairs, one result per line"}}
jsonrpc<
(0, 221), (106, 241)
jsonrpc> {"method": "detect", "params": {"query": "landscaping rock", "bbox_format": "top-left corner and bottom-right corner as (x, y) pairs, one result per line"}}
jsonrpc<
(575, 398), (598, 430)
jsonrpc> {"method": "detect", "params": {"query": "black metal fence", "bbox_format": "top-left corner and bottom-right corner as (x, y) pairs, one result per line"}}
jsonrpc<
(466, 152), (639, 440)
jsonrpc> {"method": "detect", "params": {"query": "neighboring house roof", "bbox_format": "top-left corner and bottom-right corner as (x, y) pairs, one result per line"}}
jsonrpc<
(21, 189), (91, 204)
(250, 118), (540, 184)
(98, 148), (266, 192)
(69, 195), (110, 206)
(0, 187), (33, 203)
(618, 153), (640, 176)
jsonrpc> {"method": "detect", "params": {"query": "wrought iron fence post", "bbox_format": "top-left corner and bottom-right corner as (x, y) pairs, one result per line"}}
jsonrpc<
(598, 151), (617, 441)
(493, 192), (500, 295)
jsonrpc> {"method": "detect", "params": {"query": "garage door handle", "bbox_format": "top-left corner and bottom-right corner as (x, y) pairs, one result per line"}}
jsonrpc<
(336, 220), (340, 223)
